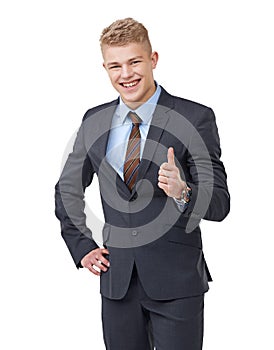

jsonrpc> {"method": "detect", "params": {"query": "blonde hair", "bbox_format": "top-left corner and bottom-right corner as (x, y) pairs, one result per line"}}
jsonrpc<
(100, 18), (152, 53)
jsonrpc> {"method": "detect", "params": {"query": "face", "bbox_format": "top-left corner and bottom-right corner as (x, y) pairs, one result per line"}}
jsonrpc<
(102, 42), (158, 109)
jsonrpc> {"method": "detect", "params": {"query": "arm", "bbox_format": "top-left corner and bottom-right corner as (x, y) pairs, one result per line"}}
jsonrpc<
(186, 107), (230, 222)
(158, 107), (230, 223)
(55, 121), (100, 268)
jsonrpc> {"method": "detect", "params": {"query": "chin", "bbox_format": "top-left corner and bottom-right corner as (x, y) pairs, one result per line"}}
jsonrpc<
(125, 96), (143, 106)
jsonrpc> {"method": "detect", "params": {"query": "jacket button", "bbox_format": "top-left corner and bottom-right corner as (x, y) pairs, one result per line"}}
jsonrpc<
(132, 230), (138, 236)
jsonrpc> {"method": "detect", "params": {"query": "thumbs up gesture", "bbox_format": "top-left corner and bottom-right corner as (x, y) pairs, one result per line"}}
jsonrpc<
(158, 147), (187, 199)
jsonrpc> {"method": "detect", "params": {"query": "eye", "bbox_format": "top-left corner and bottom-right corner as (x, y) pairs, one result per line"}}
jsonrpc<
(131, 60), (141, 65)
(109, 65), (120, 70)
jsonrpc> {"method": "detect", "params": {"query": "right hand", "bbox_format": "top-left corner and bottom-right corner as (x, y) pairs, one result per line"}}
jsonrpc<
(81, 248), (110, 276)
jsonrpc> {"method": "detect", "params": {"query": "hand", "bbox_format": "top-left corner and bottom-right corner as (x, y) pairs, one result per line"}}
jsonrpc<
(158, 147), (186, 199)
(81, 247), (110, 276)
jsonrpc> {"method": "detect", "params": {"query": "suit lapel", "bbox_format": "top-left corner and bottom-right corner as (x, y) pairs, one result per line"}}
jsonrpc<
(91, 100), (118, 163)
(135, 88), (174, 187)
(91, 99), (132, 198)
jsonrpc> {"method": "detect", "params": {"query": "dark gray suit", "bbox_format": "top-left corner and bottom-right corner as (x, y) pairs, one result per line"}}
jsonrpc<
(55, 87), (230, 348)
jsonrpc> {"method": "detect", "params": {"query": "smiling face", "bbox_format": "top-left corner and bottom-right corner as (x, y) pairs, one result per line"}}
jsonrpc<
(102, 42), (158, 109)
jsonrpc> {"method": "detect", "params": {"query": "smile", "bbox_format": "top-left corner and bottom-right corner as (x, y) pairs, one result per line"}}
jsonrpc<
(120, 80), (140, 88)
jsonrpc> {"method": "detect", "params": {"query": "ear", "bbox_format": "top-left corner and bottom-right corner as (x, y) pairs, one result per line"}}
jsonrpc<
(151, 51), (159, 69)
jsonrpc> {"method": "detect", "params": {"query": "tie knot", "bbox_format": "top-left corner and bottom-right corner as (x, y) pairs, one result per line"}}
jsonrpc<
(128, 111), (142, 125)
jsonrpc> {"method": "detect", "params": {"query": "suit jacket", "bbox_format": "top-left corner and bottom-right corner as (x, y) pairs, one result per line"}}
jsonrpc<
(55, 87), (230, 300)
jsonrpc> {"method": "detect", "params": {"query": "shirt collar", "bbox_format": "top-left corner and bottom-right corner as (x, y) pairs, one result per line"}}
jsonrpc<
(116, 82), (161, 125)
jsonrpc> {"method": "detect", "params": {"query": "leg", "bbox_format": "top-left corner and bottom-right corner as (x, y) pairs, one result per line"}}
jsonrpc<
(101, 266), (153, 350)
(142, 294), (204, 350)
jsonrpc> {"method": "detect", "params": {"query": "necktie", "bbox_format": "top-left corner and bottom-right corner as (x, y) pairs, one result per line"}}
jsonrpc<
(124, 112), (142, 190)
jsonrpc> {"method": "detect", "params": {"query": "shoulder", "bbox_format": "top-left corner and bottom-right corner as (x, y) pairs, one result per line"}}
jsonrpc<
(160, 87), (214, 124)
(165, 88), (211, 112)
(160, 86), (210, 111)
(82, 99), (118, 122)
(174, 95), (210, 112)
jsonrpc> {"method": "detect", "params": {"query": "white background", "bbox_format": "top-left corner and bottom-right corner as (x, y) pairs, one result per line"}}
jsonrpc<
(1, 0), (273, 349)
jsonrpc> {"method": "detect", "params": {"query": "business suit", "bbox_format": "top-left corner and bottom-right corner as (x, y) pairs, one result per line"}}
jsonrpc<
(55, 86), (230, 347)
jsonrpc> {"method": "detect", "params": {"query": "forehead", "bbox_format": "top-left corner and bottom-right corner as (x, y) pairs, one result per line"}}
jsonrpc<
(102, 42), (150, 63)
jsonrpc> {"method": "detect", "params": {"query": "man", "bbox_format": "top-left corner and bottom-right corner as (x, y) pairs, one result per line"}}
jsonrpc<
(55, 18), (230, 350)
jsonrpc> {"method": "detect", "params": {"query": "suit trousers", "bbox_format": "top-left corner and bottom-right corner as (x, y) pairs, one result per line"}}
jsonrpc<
(101, 264), (204, 350)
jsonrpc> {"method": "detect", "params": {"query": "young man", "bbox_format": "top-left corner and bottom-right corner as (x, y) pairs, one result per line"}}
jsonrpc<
(55, 18), (230, 350)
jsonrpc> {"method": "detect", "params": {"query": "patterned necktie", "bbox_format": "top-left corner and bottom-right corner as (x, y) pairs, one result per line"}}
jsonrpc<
(124, 112), (142, 191)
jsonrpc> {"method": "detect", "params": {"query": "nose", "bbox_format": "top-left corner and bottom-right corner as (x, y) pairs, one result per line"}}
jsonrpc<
(121, 64), (134, 79)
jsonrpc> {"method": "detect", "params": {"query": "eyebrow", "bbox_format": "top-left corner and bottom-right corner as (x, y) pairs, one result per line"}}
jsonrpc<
(129, 56), (143, 61)
(106, 56), (144, 68)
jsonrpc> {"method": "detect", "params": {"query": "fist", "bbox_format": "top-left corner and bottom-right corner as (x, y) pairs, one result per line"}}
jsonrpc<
(158, 147), (186, 199)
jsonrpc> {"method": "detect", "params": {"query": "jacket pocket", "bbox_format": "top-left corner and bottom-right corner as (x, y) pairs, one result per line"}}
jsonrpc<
(166, 225), (202, 249)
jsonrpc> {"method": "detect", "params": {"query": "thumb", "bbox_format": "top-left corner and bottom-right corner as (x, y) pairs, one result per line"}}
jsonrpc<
(167, 147), (175, 165)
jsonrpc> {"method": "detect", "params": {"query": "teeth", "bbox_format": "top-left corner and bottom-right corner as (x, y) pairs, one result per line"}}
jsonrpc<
(123, 81), (138, 88)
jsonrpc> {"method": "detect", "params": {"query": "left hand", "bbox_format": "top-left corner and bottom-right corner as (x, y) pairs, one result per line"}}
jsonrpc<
(158, 147), (186, 199)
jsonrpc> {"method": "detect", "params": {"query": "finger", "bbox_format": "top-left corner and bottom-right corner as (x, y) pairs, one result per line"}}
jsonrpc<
(159, 168), (176, 180)
(98, 253), (110, 267)
(94, 259), (108, 272)
(158, 181), (168, 193)
(160, 162), (168, 169)
(159, 167), (169, 175)
(87, 264), (101, 276)
(158, 175), (168, 184)
(160, 162), (173, 171)
(167, 147), (175, 166)
(160, 163), (176, 172)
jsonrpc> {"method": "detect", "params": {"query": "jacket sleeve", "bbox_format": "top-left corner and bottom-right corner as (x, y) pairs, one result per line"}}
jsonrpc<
(184, 107), (230, 223)
(55, 121), (99, 268)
